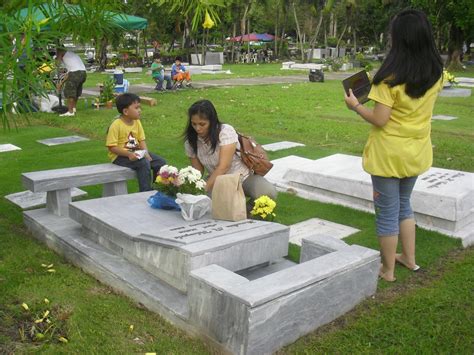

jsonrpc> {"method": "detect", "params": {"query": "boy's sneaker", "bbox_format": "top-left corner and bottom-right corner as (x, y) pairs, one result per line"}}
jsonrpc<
(59, 111), (75, 117)
(186, 83), (193, 88)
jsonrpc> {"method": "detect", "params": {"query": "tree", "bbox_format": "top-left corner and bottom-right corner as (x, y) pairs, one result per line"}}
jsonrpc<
(0, 0), (125, 129)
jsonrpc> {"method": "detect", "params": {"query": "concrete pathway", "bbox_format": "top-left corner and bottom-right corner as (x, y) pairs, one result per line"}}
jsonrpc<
(82, 72), (352, 96)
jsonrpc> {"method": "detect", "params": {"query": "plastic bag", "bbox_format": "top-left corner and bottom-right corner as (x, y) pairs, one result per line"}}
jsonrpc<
(175, 193), (211, 221)
(147, 191), (181, 211)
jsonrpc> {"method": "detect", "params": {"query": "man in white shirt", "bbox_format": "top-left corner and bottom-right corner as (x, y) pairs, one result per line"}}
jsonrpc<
(56, 47), (87, 117)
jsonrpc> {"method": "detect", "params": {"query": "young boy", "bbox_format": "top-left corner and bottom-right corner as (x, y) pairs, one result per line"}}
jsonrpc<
(150, 55), (172, 91)
(106, 93), (166, 191)
(171, 56), (192, 88)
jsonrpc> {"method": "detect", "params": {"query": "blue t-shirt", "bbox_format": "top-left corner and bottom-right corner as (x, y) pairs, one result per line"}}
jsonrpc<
(171, 63), (186, 77)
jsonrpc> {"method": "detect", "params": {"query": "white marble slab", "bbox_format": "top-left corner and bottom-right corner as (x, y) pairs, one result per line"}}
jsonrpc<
(0, 144), (21, 152)
(432, 115), (458, 121)
(5, 188), (87, 209)
(37, 135), (90, 146)
(262, 141), (305, 152)
(439, 88), (471, 97)
(269, 154), (474, 246)
(456, 77), (474, 84)
(289, 218), (359, 246)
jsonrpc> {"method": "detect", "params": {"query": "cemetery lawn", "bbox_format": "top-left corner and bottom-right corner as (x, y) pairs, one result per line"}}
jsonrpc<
(1, 80), (473, 353)
(83, 63), (308, 88)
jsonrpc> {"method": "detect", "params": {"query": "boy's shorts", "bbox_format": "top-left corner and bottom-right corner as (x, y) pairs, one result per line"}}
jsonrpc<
(63, 70), (87, 99)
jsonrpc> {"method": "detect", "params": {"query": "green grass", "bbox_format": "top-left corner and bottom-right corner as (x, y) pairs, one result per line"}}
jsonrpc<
(1, 78), (473, 353)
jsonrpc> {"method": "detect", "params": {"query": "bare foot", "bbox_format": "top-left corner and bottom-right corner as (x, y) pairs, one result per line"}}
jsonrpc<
(395, 254), (420, 271)
(379, 270), (397, 282)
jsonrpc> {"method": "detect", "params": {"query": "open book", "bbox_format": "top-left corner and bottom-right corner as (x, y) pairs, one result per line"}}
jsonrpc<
(342, 70), (371, 104)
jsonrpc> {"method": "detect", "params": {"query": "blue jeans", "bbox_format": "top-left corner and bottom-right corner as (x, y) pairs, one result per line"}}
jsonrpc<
(371, 175), (418, 236)
(154, 75), (172, 90)
(113, 152), (166, 192)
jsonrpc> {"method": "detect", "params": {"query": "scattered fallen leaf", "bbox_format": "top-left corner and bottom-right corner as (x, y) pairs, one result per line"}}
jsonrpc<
(47, 269), (56, 273)
(21, 303), (29, 311)
(58, 336), (68, 343)
(44, 298), (50, 304)
(129, 325), (134, 332)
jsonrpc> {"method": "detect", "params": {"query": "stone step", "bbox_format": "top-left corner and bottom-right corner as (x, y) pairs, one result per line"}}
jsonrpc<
(69, 191), (290, 291)
(268, 154), (474, 247)
(23, 208), (189, 321)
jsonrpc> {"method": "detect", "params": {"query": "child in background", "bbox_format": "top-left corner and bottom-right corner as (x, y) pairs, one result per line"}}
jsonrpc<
(106, 93), (166, 191)
(151, 55), (172, 91)
(171, 56), (192, 88)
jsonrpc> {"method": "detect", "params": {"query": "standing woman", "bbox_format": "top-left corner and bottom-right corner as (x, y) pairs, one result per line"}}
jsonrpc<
(344, 9), (443, 282)
(184, 99), (277, 201)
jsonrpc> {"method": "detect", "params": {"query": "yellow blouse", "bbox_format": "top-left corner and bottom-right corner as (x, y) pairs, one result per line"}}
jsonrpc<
(363, 78), (443, 178)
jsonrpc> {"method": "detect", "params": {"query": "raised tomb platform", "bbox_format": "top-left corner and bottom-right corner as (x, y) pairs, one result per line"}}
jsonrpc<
(20, 165), (380, 354)
(266, 154), (474, 247)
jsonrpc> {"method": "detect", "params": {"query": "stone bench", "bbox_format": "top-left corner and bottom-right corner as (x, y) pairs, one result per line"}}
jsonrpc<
(22, 163), (136, 217)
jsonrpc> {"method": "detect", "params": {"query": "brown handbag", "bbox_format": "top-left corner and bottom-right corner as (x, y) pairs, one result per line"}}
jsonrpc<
(237, 133), (273, 176)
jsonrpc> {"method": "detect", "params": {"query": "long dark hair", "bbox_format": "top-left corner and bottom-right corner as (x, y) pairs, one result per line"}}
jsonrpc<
(184, 99), (222, 154)
(373, 9), (443, 98)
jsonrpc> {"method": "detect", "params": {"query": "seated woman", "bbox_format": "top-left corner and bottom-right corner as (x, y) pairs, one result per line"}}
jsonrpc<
(184, 99), (277, 201)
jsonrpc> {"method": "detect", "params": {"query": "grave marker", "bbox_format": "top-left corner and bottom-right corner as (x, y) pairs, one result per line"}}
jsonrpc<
(37, 135), (89, 146)
(0, 144), (21, 152)
(262, 141), (305, 152)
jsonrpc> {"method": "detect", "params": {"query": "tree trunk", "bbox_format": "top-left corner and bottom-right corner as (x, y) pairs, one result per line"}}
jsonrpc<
(279, 3), (290, 56)
(336, 24), (347, 51)
(446, 25), (464, 71)
(98, 36), (108, 71)
(292, 2), (305, 62)
(274, 7), (279, 57)
(309, 12), (324, 60)
(231, 23), (236, 63)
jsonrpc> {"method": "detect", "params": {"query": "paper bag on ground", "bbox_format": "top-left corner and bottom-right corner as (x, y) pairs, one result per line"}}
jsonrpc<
(212, 174), (246, 221)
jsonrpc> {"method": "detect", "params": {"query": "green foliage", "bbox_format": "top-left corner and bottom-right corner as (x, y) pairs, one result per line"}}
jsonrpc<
(0, 0), (126, 129)
(99, 77), (115, 103)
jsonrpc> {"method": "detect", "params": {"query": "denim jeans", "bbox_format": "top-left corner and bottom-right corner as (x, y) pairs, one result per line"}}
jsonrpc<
(371, 175), (418, 236)
(113, 152), (166, 192)
(154, 75), (172, 90)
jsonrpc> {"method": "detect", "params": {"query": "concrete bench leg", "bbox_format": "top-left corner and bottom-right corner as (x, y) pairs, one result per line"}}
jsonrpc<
(46, 188), (72, 217)
(103, 180), (128, 197)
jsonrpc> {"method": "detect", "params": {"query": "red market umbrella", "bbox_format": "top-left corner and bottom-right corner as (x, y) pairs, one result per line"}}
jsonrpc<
(228, 33), (260, 42)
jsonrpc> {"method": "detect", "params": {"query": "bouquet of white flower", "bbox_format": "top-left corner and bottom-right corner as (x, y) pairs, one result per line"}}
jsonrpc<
(154, 165), (206, 197)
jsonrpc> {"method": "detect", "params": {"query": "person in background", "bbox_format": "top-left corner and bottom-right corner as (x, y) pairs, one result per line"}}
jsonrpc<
(171, 56), (192, 88)
(344, 9), (443, 282)
(150, 54), (172, 91)
(183, 99), (276, 200)
(55, 47), (87, 117)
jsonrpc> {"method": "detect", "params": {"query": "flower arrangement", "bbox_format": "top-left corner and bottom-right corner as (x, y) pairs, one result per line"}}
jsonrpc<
(443, 70), (457, 86)
(154, 165), (206, 197)
(250, 195), (276, 221)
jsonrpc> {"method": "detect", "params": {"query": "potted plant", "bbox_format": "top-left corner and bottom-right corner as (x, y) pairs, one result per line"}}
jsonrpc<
(99, 77), (115, 108)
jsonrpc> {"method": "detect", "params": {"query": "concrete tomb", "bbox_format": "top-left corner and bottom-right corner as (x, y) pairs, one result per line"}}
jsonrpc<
(432, 115), (458, 121)
(37, 135), (89, 146)
(262, 141), (305, 152)
(439, 87), (471, 97)
(0, 143), (21, 152)
(289, 218), (360, 246)
(267, 154), (474, 247)
(20, 164), (380, 354)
